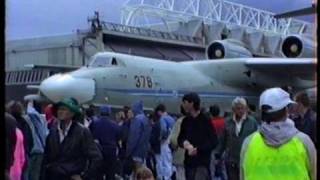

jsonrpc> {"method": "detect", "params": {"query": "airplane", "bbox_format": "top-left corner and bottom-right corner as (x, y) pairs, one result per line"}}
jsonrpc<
(24, 51), (317, 114)
(274, 1), (316, 18)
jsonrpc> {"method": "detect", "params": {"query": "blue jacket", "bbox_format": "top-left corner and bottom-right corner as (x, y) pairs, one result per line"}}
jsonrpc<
(160, 114), (175, 140)
(126, 101), (152, 159)
(89, 116), (121, 156)
(26, 106), (48, 154)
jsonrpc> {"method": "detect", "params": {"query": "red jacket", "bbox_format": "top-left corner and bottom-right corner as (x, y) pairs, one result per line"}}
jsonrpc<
(210, 117), (225, 136)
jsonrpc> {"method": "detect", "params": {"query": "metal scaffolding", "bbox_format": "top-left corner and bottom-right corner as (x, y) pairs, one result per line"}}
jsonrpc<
(121, 0), (314, 36)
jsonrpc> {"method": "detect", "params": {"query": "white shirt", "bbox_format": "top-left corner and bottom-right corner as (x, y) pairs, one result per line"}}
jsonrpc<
(83, 118), (92, 128)
(233, 114), (247, 136)
(57, 121), (73, 143)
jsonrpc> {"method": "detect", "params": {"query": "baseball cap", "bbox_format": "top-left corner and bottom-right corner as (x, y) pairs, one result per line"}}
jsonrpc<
(259, 87), (296, 113)
(56, 97), (81, 115)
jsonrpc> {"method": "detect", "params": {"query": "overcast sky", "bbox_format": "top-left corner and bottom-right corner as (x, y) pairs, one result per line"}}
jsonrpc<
(6, 0), (314, 40)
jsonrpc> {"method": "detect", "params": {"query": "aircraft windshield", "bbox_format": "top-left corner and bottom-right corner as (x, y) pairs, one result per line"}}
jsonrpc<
(89, 56), (117, 67)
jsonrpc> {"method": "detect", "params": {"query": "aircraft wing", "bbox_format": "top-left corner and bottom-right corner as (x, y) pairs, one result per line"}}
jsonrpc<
(274, 4), (315, 18)
(245, 58), (317, 80)
(185, 58), (316, 89)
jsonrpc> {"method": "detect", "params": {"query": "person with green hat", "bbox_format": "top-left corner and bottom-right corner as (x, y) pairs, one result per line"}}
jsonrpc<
(41, 97), (103, 180)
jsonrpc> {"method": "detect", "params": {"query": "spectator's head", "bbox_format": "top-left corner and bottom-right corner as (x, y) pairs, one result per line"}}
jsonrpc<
(182, 92), (201, 112)
(259, 87), (295, 123)
(135, 166), (155, 180)
(85, 106), (95, 118)
(44, 104), (56, 123)
(294, 91), (310, 108)
(155, 104), (166, 117)
(123, 106), (134, 121)
(132, 100), (144, 115)
(232, 97), (248, 118)
(116, 111), (126, 122)
(209, 104), (220, 117)
(55, 98), (81, 121)
(6, 101), (24, 117)
(99, 105), (112, 117)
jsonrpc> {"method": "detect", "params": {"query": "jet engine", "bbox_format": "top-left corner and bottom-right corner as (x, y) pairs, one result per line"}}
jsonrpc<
(281, 35), (315, 58)
(206, 39), (252, 59)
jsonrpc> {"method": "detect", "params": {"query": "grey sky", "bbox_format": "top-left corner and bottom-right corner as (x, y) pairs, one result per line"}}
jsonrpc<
(6, 0), (314, 40)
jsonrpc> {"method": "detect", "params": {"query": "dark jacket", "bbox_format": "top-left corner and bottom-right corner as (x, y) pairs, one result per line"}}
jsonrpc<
(178, 112), (218, 168)
(89, 116), (121, 157)
(219, 115), (258, 164)
(150, 119), (161, 154)
(126, 101), (152, 160)
(293, 109), (317, 144)
(119, 120), (131, 159)
(6, 113), (17, 170)
(13, 113), (34, 156)
(41, 122), (103, 180)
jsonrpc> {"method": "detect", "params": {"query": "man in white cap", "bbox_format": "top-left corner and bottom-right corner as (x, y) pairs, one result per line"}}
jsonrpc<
(240, 87), (316, 180)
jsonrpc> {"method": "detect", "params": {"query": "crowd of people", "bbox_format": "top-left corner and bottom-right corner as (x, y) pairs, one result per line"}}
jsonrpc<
(5, 87), (317, 180)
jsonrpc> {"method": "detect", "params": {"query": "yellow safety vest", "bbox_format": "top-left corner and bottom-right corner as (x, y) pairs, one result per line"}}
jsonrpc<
(243, 132), (310, 180)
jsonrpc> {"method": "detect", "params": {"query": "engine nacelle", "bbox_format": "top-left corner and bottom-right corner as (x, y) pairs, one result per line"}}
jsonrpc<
(281, 35), (315, 58)
(206, 39), (252, 59)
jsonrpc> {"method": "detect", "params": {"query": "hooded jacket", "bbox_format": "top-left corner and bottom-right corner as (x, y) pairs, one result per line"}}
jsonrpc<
(89, 115), (121, 157)
(126, 101), (152, 160)
(240, 118), (316, 180)
(159, 114), (175, 141)
(25, 105), (48, 154)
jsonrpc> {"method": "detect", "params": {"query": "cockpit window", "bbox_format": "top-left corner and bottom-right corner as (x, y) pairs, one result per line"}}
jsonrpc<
(111, 58), (117, 65)
(88, 56), (118, 67)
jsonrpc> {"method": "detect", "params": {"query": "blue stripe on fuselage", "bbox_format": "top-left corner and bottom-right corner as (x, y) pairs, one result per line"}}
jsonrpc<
(104, 88), (259, 99)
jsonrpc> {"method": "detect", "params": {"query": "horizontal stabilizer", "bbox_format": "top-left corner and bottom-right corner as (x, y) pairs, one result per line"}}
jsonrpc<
(274, 5), (316, 18)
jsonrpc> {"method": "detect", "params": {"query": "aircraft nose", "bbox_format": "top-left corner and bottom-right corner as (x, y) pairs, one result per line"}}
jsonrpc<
(39, 73), (95, 104)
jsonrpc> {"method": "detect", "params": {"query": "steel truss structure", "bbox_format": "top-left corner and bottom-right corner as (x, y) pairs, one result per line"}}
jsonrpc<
(121, 0), (313, 36)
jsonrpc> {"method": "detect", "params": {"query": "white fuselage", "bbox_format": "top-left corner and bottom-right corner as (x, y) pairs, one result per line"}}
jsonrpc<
(38, 52), (315, 114)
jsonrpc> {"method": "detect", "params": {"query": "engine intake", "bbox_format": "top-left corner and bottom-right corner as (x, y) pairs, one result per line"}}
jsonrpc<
(206, 39), (252, 59)
(281, 35), (314, 58)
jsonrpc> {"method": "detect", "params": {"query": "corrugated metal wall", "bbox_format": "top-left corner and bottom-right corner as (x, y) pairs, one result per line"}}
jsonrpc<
(6, 50), (49, 70)
(48, 48), (66, 65)
(6, 34), (83, 71)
